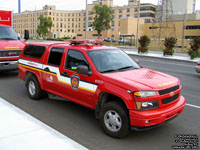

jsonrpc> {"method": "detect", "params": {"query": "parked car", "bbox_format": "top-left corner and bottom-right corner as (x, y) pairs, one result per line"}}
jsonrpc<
(195, 60), (200, 73)
(18, 39), (185, 138)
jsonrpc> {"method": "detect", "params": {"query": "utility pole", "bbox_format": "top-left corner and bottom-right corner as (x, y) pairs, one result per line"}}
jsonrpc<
(182, 12), (187, 49)
(166, 0), (169, 38)
(85, 0), (88, 39)
(18, 0), (21, 13)
(136, 0), (140, 48)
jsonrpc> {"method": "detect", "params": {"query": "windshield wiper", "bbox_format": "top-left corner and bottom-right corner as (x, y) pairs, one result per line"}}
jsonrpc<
(117, 66), (134, 70)
(101, 69), (117, 73)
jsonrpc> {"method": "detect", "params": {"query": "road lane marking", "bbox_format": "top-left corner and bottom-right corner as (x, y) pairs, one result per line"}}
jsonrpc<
(186, 103), (200, 109)
(0, 97), (88, 150)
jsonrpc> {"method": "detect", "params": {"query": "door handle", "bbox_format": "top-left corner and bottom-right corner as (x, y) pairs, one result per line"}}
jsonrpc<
(61, 72), (69, 77)
(44, 67), (50, 72)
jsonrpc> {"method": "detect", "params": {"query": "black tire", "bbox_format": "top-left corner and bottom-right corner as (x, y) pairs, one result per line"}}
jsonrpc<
(26, 75), (43, 100)
(99, 101), (129, 138)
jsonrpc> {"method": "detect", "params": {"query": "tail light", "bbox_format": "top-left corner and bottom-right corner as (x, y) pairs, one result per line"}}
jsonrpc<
(197, 62), (200, 66)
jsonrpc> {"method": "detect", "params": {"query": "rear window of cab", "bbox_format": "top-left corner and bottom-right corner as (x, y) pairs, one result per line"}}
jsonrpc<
(23, 45), (46, 59)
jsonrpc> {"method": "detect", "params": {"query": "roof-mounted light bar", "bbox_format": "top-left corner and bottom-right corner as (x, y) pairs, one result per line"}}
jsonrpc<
(69, 40), (103, 46)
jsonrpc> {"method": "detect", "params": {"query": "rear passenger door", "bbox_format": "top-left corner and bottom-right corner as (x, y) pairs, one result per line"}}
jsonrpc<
(42, 47), (64, 95)
(60, 49), (97, 108)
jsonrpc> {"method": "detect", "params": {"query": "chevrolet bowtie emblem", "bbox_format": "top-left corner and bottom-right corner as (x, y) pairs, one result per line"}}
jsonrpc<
(170, 92), (175, 97)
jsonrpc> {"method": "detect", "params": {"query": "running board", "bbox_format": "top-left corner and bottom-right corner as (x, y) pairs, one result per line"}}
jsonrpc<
(48, 93), (68, 101)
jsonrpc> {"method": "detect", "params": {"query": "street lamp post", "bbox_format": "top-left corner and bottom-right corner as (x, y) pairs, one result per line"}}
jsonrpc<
(136, 0), (140, 48)
(85, 0), (88, 39)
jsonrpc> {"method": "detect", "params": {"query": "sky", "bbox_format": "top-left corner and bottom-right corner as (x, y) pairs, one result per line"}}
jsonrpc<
(0, 0), (200, 13)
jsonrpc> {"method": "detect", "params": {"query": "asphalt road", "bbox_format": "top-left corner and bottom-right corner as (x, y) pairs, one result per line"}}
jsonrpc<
(0, 55), (199, 150)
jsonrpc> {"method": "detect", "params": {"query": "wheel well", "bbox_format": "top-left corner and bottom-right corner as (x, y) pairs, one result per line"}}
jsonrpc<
(25, 71), (38, 86)
(95, 92), (128, 119)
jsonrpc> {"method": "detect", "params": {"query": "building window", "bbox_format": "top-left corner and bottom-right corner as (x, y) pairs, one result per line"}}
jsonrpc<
(140, 13), (155, 17)
(88, 11), (93, 15)
(186, 25), (200, 30)
(140, 6), (156, 12)
(119, 9), (122, 13)
(134, 8), (138, 12)
(127, 8), (130, 13)
(112, 21), (114, 27)
(185, 36), (200, 39)
(88, 17), (93, 20)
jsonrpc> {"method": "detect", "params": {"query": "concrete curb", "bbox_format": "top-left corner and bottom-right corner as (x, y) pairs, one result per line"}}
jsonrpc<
(120, 48), (199, 63)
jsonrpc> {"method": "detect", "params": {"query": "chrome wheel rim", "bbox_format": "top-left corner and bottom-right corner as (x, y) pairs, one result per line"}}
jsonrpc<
(29, 81), (36, 96)
(104, 110), (122, 132)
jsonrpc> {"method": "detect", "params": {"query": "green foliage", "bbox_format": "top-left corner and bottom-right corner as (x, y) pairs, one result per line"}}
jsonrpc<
(37, 15), (52, 37)
(138, 35), (150, 53)
(92, 4), (113, 39)
(163, 37), (177, 50)
(188, 37), (200, 59)
(138, 35), (150, 48)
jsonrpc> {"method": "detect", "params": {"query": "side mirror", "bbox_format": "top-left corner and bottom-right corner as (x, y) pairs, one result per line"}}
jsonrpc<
(24, 30), (29, 41)
(77, 65), (92, 76)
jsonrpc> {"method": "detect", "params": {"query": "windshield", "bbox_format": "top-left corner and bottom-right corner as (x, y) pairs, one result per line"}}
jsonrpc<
(0, 26), (18, 40)
(88, 49), (140, 73)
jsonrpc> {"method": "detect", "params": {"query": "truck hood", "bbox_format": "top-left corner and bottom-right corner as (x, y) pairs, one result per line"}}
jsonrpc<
(0, 40), (25, 50)
(102, 68), (179, 91)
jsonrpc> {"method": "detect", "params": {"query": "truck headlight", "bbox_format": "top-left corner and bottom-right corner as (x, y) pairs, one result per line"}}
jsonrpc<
(134, 91), (157, 97)
(136, 100), (159, 110)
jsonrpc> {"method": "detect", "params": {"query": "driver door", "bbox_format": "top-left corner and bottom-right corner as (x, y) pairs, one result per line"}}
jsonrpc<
(59, 49), (97, 108)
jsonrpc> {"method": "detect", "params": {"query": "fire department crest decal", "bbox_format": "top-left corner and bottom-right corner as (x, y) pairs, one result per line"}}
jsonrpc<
(70, 74), (80, 90)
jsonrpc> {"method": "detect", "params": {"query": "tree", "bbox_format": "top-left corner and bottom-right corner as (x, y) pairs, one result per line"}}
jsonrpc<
(37, 15), (52, 38)
(92, 4), (113, 39)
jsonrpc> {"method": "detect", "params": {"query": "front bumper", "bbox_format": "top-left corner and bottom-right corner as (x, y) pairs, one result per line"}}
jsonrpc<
(129, 96), (185, 129)
(0, 61), (18, 71)
(195, 66), (200, 73)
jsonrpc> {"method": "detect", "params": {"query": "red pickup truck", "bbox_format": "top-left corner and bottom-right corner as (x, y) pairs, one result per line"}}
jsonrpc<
(0, 10), (25, 71)
(18, 40), (185, 138)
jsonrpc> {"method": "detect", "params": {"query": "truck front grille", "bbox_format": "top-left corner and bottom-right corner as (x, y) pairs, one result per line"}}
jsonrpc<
(158, 85), (179, 95)
(162, 94), (179, 104)
(0, 50), (22, 58)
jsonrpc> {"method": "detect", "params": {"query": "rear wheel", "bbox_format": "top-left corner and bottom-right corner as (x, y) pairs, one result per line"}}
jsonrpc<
(100, 101), (129, 138)
(26, 75), (43, 100)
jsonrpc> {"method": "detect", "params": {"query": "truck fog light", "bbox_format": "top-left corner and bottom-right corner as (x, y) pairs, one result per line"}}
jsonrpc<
(145, 120), (150, 124)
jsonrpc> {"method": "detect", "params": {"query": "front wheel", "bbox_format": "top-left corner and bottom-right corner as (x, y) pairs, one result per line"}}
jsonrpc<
(99, 101), (129, 138)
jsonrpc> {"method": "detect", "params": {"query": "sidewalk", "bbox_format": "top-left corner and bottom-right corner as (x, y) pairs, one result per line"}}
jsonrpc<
(119, 47), (200, 63)
(0, 97), (88, 150)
